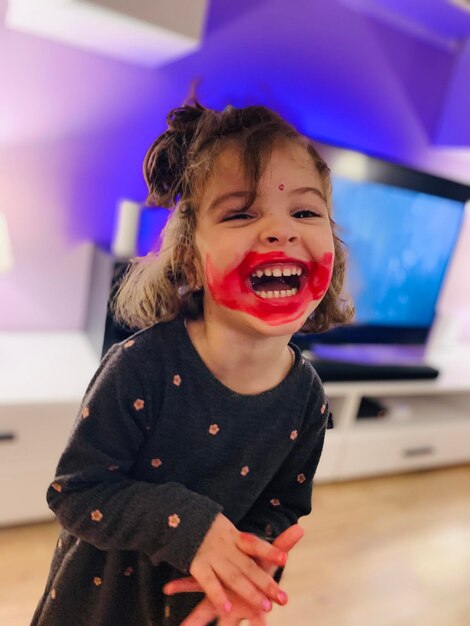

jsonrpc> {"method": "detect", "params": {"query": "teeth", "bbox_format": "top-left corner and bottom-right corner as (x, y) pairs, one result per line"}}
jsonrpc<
(251, 265), (303, 278)
(254, 288), (298, 299)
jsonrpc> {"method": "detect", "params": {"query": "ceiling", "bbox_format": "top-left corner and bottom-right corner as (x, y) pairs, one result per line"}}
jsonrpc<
(341, 0), (470, 44)
(1, 0), (470, 166)
(4, 0), (209, 66)
(5, 0), (470, 58)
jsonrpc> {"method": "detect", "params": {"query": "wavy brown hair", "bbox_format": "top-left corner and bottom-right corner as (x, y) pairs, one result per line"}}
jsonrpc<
(112, 99), (354, 333)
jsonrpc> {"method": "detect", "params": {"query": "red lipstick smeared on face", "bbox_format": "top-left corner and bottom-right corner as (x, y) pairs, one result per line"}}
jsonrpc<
(205, 250), (334, 326)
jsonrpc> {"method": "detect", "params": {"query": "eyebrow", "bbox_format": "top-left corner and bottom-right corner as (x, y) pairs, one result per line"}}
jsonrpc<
(207, 186), (326, 212)
(289, 186), (326, 203)
(207, 191), (250, 213)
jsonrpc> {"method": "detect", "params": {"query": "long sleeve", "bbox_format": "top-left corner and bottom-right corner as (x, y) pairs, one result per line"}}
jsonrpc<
(236, 389), (329, 541)
(46, 343), (223, 574)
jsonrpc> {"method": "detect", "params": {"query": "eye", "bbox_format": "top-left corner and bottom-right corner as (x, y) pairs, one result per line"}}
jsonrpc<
(221, 211), (253, 222)
(292, 208), (323, 219)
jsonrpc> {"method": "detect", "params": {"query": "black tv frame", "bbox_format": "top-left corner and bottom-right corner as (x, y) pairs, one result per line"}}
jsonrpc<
(295, 140), (470, 347)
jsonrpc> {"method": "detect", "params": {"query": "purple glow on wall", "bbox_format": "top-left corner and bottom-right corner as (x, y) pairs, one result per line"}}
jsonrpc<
(434, 39), (470, 146)
(136, 208), (169, 256)
(1, 0), (470, 331)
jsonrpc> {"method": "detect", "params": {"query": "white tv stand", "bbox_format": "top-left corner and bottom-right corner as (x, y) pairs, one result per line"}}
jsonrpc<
(0, 332), (99, 526)
(314, 344), (470, 482)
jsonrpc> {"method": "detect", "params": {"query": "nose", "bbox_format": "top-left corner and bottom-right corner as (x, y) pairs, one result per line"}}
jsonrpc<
(258, 214), (299, 246)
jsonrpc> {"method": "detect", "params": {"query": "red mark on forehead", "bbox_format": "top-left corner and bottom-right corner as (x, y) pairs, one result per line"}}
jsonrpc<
(278, 184), (285, 191)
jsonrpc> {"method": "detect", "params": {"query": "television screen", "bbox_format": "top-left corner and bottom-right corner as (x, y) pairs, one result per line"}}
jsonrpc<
(295, 143), (469, 349)
(334, 178), (464, 328)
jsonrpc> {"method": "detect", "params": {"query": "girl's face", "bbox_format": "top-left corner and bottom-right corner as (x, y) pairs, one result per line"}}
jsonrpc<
(194, 141), (335, 338)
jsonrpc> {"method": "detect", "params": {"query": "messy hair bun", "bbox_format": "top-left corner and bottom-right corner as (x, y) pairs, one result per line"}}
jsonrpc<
(143, 101), (206, 207)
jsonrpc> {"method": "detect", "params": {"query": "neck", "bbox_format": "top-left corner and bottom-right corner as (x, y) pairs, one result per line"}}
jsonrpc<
(185, 316), (295, 395)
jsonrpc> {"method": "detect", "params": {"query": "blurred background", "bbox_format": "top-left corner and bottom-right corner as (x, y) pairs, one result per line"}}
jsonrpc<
(1, 0), (470, 334)
(1, 1), (470, 625)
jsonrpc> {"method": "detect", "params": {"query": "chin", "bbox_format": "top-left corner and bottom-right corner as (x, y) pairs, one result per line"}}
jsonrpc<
(238, 308), (312, 339)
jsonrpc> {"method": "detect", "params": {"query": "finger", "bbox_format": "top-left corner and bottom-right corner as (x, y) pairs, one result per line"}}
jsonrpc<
(273, 524), (304, 552)
(258, 524), (305, 573)
(189, 566), (233, 619)
(249, 614), (268, 626)
(237, 533), (287, 568)
(215, 560), (278, 613)
(219, 610), (267, 626)
(229, 550), (289, 607)
(217, 605), (264, 626)
(217, 617), (244, 626)
(180, 597), (219, 626)
(163, 577), (203, 595)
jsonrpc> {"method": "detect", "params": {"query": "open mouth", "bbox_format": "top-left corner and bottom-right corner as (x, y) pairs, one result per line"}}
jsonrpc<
(249, 264), (306, 299)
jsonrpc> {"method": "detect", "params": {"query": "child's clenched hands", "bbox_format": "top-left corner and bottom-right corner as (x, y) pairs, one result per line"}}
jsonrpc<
(165, 523), (305, 626)
(188, 513), (288, 618)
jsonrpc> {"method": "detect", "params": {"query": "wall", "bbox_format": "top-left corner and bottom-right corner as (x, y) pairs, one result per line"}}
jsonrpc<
(0, 0), (469, 332)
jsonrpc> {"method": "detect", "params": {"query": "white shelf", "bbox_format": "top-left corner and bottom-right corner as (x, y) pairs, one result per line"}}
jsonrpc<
(0, 332), (99, 403)
(354, 394), (470, 429)
(0, 332), (100, 526)
(314, 345), (470, 483)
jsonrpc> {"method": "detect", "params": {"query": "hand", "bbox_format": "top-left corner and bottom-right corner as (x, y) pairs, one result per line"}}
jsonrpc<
(187, 513), (289, 619)
(183, 589), (269, 626)
(165, 524), (305, 626)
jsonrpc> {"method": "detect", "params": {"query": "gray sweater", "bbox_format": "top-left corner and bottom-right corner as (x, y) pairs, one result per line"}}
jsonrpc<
(31, 316), (331, 626)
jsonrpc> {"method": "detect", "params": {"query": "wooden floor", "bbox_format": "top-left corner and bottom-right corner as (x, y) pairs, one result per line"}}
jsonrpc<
(2, 465), (469, 626)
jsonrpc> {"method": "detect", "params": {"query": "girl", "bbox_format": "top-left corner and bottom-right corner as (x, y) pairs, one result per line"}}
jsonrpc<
(31, 100), (353, 626)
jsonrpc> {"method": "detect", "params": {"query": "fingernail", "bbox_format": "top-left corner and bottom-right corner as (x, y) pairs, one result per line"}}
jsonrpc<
(277, 591), (288, 605)
(224, 601), (233, 613)
(262, 598), (272, 612)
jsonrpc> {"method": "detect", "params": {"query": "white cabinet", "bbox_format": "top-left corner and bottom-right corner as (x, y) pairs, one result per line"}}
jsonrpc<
(0, 333), (99, 526)
(314, 346), (470, 482)
(0, 402), (82, 525)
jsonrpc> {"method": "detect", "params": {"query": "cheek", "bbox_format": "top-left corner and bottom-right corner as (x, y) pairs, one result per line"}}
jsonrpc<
(195, 234), (217, 285)
(309, 228), (335, 277)
(309, 251), (334, 300)
(197, 231), (241, 278)
(320, 224), (335, 252)
(204, 249), (246, 295)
